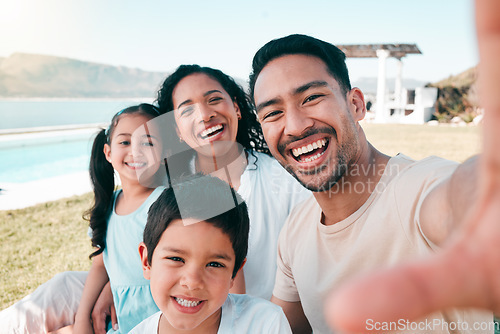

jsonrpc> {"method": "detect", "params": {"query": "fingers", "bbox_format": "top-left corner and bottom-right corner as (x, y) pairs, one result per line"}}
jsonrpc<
(325, 242), (487, 333)
(111, 304), (118, 331)
(91, 310), (109, 334)
(476, 0), (500, 180)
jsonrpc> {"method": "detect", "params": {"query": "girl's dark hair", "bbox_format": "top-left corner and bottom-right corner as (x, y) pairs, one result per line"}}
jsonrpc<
(144, 175), (249, 278)
(156, 64), (270, 155)
(85, 103), (160, 258)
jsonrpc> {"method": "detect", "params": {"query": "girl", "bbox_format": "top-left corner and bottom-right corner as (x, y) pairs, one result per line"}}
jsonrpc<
(73, 103), (165, 333)
(155, 65), (311, 299)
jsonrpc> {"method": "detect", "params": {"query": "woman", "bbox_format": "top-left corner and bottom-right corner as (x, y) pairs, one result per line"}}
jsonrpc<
(155, 65), (311, 299)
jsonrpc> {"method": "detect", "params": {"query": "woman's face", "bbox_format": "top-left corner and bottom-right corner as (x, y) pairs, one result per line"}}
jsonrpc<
(171, 73), (241, 159)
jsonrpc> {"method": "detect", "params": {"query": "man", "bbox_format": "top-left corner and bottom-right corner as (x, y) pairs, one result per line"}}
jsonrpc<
(325, 0), (500, 332)
(249, 29), (492, 334)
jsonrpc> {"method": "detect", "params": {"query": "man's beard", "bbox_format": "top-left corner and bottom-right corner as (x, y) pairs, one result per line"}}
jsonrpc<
(277, 126), (356, 192)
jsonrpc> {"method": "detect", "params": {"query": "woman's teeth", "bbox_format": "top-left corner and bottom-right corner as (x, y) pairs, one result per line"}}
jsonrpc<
(175, 297), (202, 307)
(292, 138), (327, 158)
(201, 124), (223, 138)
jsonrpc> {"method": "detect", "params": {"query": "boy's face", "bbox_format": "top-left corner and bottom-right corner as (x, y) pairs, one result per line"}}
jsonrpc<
(140, 219), (237, 332)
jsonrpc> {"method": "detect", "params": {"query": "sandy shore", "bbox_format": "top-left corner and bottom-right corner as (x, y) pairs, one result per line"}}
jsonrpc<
(0, 171), (93, 211)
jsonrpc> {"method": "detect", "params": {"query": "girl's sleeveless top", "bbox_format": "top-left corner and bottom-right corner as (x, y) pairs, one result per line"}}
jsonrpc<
(103, 186), (165, 333)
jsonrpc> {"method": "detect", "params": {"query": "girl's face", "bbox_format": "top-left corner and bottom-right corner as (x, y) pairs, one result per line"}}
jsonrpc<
(140, 219), (237, 333)
(104, 113), (163, 186)
(172, 73), (241, 159)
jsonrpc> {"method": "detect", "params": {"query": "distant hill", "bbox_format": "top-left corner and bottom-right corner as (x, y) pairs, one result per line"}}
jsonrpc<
(0, 52), (476, 103)
(430, 66), (477, 89)
(0, 53), (169, 98)
(426, 66), (479, 122)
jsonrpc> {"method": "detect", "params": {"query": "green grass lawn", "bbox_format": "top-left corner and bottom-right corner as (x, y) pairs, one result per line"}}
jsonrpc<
(0, 123), (483, 310)
(362, 122), (481, 162)
(0, 193), (94, 309)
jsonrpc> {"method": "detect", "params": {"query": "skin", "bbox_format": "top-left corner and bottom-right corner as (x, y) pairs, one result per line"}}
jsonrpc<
(253, 53), (389, 333)
(73, 113), (160, 334)
(324, 0), (500, 332)
(254, 54), (389, 226)
(253, 43), (489, 332)
(139, 219), (244, 334)
(170, 73), (246, 292)
(104, 114), (163, 211)
(172, 73), (243, 174)
(91, 282), (116, 334)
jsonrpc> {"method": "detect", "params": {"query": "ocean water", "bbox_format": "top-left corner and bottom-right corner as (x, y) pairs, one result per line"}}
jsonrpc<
(0, 130), (94, 183)
(0, 98), (152, 130)
(0, 99), (152, 184)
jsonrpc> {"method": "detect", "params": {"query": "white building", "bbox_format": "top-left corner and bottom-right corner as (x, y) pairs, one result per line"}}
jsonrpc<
(338, 44), (437, 124)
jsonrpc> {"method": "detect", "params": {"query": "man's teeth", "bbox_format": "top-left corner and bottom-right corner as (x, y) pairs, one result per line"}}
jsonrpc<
(201, 124), (223, 138)
(292, 139), (327, 157)
(302, 152), (324, 163)
(175, 297), (201, 308)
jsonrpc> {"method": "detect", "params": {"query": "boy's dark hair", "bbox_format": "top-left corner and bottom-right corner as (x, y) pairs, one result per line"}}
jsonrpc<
(249, 34), (352, 101)
(156, 64), (270, 155)
(85, 103), (160, 259)
(144, 175), (249, 278)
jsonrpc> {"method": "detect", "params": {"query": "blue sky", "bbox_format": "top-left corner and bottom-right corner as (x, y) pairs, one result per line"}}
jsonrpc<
(0, 0), (477, 84)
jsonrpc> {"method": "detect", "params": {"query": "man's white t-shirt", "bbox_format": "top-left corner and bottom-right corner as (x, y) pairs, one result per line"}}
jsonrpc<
(273, 154), (493, 333)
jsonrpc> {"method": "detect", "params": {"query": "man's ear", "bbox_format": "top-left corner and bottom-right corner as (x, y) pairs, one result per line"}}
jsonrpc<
(103, 143), (112, 164)
(347, 87), (367, 122)
(139, 242), (151, 280)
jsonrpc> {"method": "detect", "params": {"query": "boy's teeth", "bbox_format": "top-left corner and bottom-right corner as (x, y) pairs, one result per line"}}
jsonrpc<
(292, 139), (327, 158)
(175, 297), (201, 308)
(201, 124), (223, 138)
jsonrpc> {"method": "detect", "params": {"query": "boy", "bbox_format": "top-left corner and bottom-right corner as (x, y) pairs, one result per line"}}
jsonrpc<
(130, 175), (292, 333)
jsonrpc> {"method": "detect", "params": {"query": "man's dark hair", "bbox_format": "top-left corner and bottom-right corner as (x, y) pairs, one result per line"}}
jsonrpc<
(249, 34), (352, 101)
(143, 175), (249, 278)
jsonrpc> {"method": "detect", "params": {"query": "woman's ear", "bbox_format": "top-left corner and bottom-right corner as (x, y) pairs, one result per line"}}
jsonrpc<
(347, 87), (366, 122)
(174, 126), (183, 142)
(233, 101), (242, 120)
(139, 242), (151, 280)
(103, 143), (112, 163)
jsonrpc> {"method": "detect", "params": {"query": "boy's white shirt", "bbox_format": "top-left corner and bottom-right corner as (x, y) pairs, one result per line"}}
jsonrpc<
(129, 294), (292, 333)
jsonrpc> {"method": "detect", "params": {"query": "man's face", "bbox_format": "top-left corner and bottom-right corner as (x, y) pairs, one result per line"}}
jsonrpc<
(253, 54), (363, 192)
